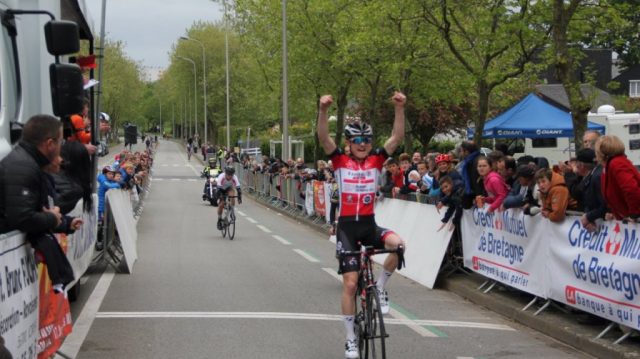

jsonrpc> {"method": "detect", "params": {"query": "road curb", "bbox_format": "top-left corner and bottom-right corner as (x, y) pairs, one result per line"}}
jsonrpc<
(247, 191), (640, 359)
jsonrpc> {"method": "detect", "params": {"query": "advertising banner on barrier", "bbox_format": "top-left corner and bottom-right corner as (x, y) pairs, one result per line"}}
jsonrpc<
(107, 190), (138, 274)
(324, 183), (332, 224)
(313, 181), (326, 218)
(461, 207), (548, 298)
(65, 197), (97, 289)
(0, 232), (39, 359)
(37, 233), (73, 359)
(305, 182), (314, 216)
(547, 218), (640, 330)
(375, 198), (453, 289)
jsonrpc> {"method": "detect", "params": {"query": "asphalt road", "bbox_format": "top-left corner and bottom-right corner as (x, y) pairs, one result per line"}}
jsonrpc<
(65, 140), (592, 359)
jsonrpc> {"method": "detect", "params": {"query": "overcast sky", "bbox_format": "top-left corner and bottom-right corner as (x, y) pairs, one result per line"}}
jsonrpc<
(86, 0), (223, 81)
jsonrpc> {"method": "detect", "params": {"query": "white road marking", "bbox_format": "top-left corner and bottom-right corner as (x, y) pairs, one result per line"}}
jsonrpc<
(322, 268), (342, 282)
(94, 312), (513, 331)
(293, 249), (320, 263)
(277, 213), (282, 216)
(257, 225), (272, 233)
(236, 210), (246, 216)
(388, 307), (438, 337)
(320, 268), (474, 338)
(59, 269), (116, 357)
(170, 178), (181, 181)
(188, 179), (198, 182)
(245, 217), (258, 224)
(155, 178), (164, 181)
(272, 235), (291, 245)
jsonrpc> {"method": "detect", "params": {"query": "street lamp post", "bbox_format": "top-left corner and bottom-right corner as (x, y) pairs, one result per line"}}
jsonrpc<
(281, 0), (289, 161)
(224, 0), (231, 150)
(180, 36), (207, 145)
(178, 56), (197, 141)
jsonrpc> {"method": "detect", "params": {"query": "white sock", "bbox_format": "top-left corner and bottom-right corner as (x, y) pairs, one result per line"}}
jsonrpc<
(52, 284), (64, 293)
(376, 270), (393, 291)
(343, 315), (356, 341)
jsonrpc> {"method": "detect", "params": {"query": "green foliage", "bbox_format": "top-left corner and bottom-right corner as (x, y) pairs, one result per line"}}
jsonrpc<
(99, 39), (146, 133)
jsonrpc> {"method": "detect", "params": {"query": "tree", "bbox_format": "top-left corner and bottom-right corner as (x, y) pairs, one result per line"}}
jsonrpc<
(420, 0), (547, 145)
(99, 39), (146, 137)
(549, 0), (593, 150)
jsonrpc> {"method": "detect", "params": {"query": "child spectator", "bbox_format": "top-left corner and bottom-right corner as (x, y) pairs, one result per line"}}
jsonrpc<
(535, 167), (570, 222)
(380, 158), (404, 196)
(416, 161), (433, 194)
(502, 164), (537, 214)
(476, 156), (509, 213)
(436, 176), (464, 232)
(406, 170), (420, 192)
(98, 166), (121, 219)
(595, 135), (640, 221)
(430, 154), (463, 197)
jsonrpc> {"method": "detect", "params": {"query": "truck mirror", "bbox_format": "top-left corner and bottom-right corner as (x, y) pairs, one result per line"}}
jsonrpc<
(49, 63), (84, 116)
(44, 20), (80, 56)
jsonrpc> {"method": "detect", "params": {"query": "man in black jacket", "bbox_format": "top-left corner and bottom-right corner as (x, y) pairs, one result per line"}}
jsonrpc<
(0, 115), (74, 292)
(0, 115), (63, 232)
(571, 148), (607, 232)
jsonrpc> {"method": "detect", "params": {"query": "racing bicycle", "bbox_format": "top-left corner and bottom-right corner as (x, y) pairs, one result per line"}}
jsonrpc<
(339, 244), (404, 359)
(219, 194), (237, 240)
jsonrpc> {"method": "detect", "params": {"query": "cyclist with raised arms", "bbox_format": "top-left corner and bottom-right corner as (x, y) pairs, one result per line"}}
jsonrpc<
(318, 92), (407, 359)
(216, 166), (242, 230)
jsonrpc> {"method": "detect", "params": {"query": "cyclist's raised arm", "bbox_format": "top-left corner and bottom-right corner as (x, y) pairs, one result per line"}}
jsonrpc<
(317, 95), (337, 155)
(383, 92), (406, 156)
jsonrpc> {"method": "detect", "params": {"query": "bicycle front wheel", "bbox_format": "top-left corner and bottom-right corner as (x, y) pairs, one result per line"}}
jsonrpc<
(364, 286), (386, 359)
(227, 207), (236, 240)
(221, 210), (228, 237)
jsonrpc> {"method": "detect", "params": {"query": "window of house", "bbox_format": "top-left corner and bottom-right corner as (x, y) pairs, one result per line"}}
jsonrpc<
(629, 124), (640, 135)
(531, 138), (557, 148)
(630, 80), (640, 98)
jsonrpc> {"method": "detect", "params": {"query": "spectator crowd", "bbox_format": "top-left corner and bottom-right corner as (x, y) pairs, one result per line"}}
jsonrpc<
(240, 130), (640, 234)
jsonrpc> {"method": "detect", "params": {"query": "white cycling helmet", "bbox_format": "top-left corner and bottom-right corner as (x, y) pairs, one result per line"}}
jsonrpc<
(100, 112), (110, 122)
(344, 120), (373, 138)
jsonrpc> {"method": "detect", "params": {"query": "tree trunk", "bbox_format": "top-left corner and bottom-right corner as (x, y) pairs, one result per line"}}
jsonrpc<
(473, 81), (491, 146)
(552, 0), (590, 150)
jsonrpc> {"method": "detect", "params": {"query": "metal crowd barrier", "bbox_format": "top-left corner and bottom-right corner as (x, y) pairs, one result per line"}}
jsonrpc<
(95, 162), (154, 272)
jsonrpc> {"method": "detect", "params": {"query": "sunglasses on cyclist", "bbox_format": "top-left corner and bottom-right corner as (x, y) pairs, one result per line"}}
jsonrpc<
(350, 136), (372, 145)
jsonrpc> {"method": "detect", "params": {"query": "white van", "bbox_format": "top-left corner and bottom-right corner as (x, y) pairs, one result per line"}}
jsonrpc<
(507, 105), (640, 167)
(587, 105), (640, 165)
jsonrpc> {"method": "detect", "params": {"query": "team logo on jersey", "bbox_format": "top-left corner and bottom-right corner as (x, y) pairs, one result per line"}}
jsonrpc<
(346, 194), (354, 203)
(362, 194), (372, 204)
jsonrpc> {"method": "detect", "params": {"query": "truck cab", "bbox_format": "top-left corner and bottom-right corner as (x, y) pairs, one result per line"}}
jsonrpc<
(0, 0), (94, 160)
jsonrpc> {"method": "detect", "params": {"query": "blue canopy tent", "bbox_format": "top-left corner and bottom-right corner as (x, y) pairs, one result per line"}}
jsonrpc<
(467, 93), (605, 139)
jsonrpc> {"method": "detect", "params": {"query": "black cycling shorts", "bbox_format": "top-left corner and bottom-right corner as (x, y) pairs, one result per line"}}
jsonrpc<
(336, 217), (395, 274)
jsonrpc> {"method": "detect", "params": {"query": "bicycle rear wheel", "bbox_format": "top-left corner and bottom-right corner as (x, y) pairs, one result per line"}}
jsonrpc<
(227, 207), (236, 240)
(364, 286), (386, 359)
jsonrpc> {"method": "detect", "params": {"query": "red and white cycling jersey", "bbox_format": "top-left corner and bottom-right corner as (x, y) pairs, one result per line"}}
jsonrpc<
(331, 148), (388, 221)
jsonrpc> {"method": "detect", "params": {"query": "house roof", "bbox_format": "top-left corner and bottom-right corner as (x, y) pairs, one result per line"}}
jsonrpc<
(535, 84), (612, 112)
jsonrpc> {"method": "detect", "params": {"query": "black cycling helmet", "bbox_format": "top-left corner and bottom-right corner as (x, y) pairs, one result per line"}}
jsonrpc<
(344, 120), (373, 139)
(224, 166), (235, 175)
